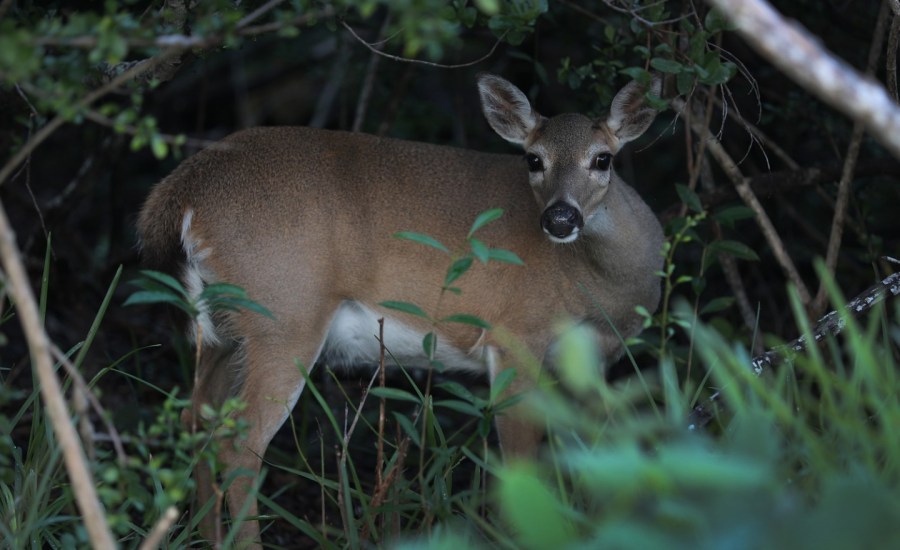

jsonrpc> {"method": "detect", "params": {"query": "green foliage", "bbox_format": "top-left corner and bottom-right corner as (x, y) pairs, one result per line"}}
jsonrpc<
(125, 269), (274, 321)
(384, 208), (522, 365)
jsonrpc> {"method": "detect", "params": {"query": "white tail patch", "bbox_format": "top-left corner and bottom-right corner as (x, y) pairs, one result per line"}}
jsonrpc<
(180, 209), (220, 347)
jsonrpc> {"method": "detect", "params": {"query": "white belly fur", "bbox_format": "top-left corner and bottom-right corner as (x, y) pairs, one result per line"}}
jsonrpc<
(319, 301), (486, 372)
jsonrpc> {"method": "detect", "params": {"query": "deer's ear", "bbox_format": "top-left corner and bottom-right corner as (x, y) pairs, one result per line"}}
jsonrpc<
(606, 74), (662, 146)
(477, 73), (542, 145)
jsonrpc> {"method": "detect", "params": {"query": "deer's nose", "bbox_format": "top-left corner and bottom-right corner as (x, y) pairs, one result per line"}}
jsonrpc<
(541, 201), (584, 242)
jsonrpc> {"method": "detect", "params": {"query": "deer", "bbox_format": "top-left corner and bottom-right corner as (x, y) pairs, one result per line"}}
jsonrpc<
(137, 73), (665, 547)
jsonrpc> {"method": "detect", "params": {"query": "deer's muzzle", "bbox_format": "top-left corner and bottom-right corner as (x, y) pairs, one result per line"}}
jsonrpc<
(542, 201), (584, 243)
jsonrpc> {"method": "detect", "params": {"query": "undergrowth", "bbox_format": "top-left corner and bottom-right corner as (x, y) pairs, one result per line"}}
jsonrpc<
(1, 225), (899, 549)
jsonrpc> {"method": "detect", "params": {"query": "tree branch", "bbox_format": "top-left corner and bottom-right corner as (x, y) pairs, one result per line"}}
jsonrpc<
(703, 0), (900, 159)
(672, 97), (812, 305)
(811, 0), (891, 316)
(0, 200), (116, 548)
(340, 19), (507, 69)
(688, 270), (900, 430)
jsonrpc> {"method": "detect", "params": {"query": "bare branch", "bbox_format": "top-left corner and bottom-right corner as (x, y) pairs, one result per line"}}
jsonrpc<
(672, 97), (812, 305)
(138, 506), (179, 550)
(689, 270), (900, 430)
(341, 19), (507, 69)
(0, 200), (116, 548)
(811, 1), (891, 316)
(703, 0), (900, 159)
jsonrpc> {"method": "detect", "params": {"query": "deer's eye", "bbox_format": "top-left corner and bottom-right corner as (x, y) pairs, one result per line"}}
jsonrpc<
(594, 153), (612, 171)
(525, 153), (544, 172)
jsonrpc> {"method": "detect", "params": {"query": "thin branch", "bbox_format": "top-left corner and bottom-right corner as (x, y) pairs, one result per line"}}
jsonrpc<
(888, 14), (900, 102)
(0, 48), (182, 187)
(352, 13), (392, 133)
(138, 506), (179, 550)
(599, 0), (692, 26)
(0, 199), (116, 549)
(683, 157), (900, 211)
(235, 0), (287, 29)
(50, 344), (127, 464)
(703, 0), (900, 159)
(811, 1), (891, 316)
(689, 270), (900, 430)
(672, 97), (812, 305)
(341, 19), (507, 69)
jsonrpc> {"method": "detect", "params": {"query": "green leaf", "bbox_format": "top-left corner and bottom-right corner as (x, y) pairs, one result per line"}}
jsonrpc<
(436, 381), (478, 403)
(700, 296), (736, 315)
(150, 134), (168, 160)
(468, 208), (504, 237)
(445, 257), (473, 286)
(487, 248), (524, 265)
(557, 324), (600, 394)
(440, 313), (491, 329)
(619, 66), (652, 85)
(498, 464), (576, 549)
(708, 239), (760, 261)
(434, 399), (484, 418)
(650, 57), (684, 74)
(490, 368), (517, 403)
(394, 231), (449, 254)
(469, 238), (490, 263)
(122, 290), (184, 308)
(676, 70), (695, 95)
(675, 184), (703, 213)
(369, 387), (421, 403)
(392, 412), (421, 447)
(474, 0), (500, 15)
(705, 8), (736, 33)
(713, 205), (756, 226)
(379, 301), (430, 319)
(134, 270), (187, 294)
(422, 331), (437, 357)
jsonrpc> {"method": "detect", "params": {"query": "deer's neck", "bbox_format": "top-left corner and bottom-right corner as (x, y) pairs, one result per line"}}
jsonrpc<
(562, 178), (663, 320)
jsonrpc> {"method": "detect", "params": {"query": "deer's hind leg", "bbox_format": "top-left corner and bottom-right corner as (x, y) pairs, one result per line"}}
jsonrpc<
(182, 335), (244, 544)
